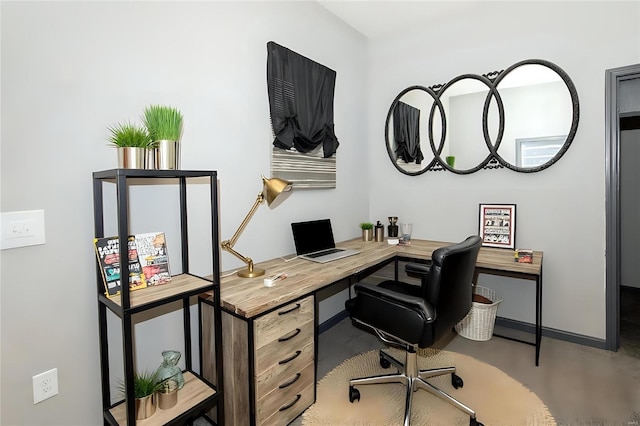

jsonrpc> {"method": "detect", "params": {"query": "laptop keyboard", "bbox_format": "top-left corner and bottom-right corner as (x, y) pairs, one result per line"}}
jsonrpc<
(306, 248), (343, 258)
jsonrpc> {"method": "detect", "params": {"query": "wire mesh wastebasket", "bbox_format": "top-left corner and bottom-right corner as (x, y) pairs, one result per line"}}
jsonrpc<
(455, 285), (502, 341)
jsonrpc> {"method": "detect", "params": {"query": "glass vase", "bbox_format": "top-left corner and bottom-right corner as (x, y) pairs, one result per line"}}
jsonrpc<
(156, 350), (185, 390)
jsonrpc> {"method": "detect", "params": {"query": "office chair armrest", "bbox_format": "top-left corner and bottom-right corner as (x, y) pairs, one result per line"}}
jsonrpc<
(405, 263), (430, 276)
(353, 282), (435, 321)
(349, 282), (436, 345)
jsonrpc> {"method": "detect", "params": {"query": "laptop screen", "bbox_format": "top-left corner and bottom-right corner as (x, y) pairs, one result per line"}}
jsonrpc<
(291, 219), (336, 255)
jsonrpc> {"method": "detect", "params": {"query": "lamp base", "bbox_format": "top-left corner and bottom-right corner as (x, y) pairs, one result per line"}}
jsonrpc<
(237, 268), (265, 278)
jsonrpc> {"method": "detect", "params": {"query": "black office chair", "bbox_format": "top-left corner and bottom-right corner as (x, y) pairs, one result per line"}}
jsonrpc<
(345, 235), (483, 426)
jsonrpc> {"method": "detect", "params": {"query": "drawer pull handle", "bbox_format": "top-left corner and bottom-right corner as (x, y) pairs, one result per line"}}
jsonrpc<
(278, 303), (301, 316)
(279, 350), (302, 365)
(278, 328), (301, 342)
(279, 373), (301, 389)
(279, 394), (301, 412)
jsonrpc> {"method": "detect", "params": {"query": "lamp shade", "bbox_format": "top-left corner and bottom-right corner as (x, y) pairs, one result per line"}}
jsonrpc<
(262, 176), (293, 208)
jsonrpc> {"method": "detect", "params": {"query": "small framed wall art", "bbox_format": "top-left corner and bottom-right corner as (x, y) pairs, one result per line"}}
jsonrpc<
(478, 203), (516, 249)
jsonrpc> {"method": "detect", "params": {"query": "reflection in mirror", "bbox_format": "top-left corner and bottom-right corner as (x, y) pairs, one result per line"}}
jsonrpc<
(436, 76), (495, 173)
(386, 87), (437, 175)
(394, 101), (424, 166)
(515, 135), (566, 167)
(493, 63), (573, 170)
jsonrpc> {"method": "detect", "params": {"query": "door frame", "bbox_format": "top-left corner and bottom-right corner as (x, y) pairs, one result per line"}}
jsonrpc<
(605, 64), (640, 351)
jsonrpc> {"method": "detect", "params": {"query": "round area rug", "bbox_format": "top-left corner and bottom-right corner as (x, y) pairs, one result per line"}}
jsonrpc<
(302, 348), (555, 426)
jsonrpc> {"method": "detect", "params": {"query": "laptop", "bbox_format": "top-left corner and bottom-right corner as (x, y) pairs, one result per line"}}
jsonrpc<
(291, 219), (360, 263)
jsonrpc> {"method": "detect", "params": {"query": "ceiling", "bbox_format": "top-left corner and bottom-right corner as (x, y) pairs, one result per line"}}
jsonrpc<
(317, 1), (486, 40)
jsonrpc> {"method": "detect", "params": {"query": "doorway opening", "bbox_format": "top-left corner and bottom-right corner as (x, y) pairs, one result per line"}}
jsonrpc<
(619, 113), (640, 356)
(605, 65), (640, 353)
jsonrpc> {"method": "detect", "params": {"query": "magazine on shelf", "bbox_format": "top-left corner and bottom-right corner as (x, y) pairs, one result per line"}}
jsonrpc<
(93, 236), (148, 298)
(134, 232), (172, 286)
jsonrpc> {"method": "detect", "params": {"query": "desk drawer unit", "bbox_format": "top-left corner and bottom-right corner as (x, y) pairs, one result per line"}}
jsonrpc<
(254, 296), (315, 425)
(256, 362), (315, 425)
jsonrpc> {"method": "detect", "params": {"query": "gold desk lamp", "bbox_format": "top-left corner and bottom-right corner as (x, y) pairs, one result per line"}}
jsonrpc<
(221, 176), (293, 278)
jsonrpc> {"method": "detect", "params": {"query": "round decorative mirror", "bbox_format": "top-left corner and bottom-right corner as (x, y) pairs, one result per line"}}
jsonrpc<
(385, 86), (442, 176)
(431, 74), (500, 174)
(384, 59), (579, 175)
(491, 59), (579, 172)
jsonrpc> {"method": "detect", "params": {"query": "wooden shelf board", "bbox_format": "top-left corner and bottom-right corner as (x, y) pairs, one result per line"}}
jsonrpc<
(107, 274), (214, 309)
(109, 372), (216, 425)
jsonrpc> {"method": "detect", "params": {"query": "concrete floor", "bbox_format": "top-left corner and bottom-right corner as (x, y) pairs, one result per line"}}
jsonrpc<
(199, 287), (640, 425)
(289, 317), (640, 426)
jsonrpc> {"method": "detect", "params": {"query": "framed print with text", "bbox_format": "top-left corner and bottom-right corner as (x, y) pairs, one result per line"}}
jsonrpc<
(479, 203), (516, 249)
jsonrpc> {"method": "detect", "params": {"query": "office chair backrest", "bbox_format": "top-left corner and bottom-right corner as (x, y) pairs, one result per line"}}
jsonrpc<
(425, 236), (482, 338)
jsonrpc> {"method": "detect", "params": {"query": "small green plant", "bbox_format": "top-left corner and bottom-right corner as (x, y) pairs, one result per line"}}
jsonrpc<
(107, 122), (152, 148)
(143, 105), (183, 142)
(359, 222), (374, 230)
(118, 370), (160, 399)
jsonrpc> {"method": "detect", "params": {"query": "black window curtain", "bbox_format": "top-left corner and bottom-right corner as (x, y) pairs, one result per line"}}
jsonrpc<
(267, 42), (339, 158)
(393, 101), (423, 164)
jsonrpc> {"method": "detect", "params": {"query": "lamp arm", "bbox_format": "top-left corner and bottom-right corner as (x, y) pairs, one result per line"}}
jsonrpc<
(220, 191), (265, 271)
(220, 242), (255, 273)
(225, 191), (265, 248)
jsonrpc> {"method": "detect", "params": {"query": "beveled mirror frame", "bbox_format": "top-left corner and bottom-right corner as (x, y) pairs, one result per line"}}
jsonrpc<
(385, 59), (580, 175)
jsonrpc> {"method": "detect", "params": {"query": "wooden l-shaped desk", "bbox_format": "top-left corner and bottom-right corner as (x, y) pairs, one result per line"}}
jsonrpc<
(202, 238), (543, 426)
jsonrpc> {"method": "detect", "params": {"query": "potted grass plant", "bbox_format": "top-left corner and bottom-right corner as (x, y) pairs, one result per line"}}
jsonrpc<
(143, 105), (183, 170)
(108, 122), (152, 169)
(118, 370), (160, 420)
(360, 222), (374, 241)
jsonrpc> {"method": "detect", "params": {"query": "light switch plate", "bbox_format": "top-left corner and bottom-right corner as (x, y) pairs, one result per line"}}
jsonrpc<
(0, 210), (46, 249)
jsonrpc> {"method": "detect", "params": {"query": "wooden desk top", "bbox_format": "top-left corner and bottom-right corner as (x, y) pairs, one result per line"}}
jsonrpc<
(216, 238), (543, 319)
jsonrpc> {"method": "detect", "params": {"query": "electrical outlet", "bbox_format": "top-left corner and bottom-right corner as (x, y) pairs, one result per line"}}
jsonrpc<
(32, 368), (58, 404)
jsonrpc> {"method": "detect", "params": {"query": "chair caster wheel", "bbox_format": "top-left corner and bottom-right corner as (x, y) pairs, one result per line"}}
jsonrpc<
(470, 417), (484, 426)
(379, 353), (391, 369)
(452, 373), (464, 389)
(349, 386), (360, 403)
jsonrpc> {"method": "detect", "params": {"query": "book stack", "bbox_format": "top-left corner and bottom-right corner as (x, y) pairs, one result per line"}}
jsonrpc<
(94, 232), (171, 298)
(514, 249), (533, 264)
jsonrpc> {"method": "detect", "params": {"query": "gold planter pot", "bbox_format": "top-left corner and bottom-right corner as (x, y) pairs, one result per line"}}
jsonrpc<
(157, 389), (178, 410)
(157, 379), (179, 410)
(155, 140), (180, 170)
(117, 147), (146, 169)
(362, 229), (373, 241)
(146, 148), (156, 170)
(135, 393), (157, 420)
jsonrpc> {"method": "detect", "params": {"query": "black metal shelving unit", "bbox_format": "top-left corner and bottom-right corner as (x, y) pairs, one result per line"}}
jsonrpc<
(92, 169), (223, 426)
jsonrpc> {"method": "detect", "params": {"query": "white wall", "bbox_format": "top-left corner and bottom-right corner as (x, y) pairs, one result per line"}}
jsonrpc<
(367, 1), (640, 338)
(0, 2), (368, 424)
